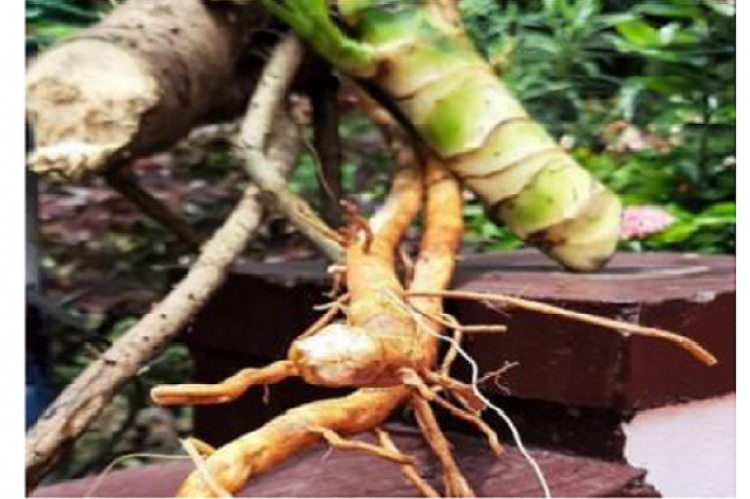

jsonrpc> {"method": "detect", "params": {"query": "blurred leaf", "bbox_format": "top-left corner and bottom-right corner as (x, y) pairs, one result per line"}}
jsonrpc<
(701, 201), (736, 219)
(616, 19), (660, 47)
(634, 3), (700, 19)
(704, 1), (736, 17)
(28, 21), (81, 40)
(650, 219), (699, 244)
(631, 75), (693, 95)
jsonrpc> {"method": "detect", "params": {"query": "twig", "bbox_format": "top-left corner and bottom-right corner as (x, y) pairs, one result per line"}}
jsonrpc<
(407, 289), (717, 366)
(26, 185), (270, 489)
(236, 36), (343, 261)
(104, 165), (203, 249)
(72, 378), (146, 478)
(25, 34), (307, 491)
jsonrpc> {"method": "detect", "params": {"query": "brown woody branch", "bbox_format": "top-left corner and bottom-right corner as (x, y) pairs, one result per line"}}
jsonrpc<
(25, 34), (307, 491)
(235, 37), (344, 261)
(104, 165), (203, 249)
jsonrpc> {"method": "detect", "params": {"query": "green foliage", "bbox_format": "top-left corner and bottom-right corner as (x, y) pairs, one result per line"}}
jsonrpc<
(611, 1), (735, 206)
(26, 0), (109, 53)
(291, 111), (393, 212)
(463, 204), (524, 251)
(460, 0), (735, 255)
(462, 0), (634, 132)
(642, 202), (735, 254)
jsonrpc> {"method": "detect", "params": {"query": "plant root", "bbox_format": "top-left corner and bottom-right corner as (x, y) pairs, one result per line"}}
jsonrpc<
(441, 329), (463, 375)
(310, 426), (416, 465)
(164, 85), (436, 497)
(430, 395), (503, 456)
(297, 294), (349, 340)
(403, 369), (501, 456)
(325, 264), (348, 298)
(181, 439), (233, 498)
(412, 396), (476, 498)
(389, 289), (552, 497)
(175, 387), (410, 497)
(407, 289), (717, 366)
(409, 305), (507, 335)
(151, 360), (298, 406)
(377, 428), (441, 498)
(161, 103), (480, 498)
(340, 199), (375, 252)
(424, 372), (485, 414)
(476, 362), (519, 395)
(184, 437), (218, 457)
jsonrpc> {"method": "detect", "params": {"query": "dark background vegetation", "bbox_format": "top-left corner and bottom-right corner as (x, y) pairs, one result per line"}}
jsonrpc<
(26, 0), (735, 481)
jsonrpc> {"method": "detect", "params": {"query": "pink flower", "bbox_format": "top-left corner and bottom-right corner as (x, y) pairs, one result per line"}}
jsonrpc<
(620, 206), (676, 240)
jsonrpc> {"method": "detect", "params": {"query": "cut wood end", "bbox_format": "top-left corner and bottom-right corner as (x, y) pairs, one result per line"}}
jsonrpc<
(29, 141), (120, 180)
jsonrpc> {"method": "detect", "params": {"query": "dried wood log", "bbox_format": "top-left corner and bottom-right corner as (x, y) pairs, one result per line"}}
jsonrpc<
(26, 0), (271, 179)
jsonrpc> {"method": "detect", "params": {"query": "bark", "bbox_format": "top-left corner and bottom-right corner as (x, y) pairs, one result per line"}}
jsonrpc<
(26, 0), (272, 179)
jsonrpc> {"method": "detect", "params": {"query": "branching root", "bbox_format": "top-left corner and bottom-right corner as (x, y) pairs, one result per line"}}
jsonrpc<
(151, 360), (298, 406)
(146, 32), (714, 499)
(377, 429), (441, 498)
(310, 426), (416, 465)
(407, 289), (717, 366)
(413, 397), (476, 498)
